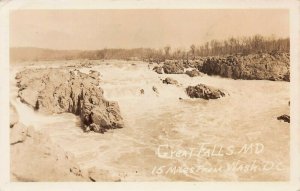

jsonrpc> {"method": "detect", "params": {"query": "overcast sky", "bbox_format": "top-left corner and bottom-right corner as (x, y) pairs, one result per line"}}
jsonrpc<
(10, 9), (289, 50)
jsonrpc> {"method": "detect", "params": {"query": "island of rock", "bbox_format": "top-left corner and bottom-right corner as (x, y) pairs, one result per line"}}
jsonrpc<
(16, 68), (124, 133)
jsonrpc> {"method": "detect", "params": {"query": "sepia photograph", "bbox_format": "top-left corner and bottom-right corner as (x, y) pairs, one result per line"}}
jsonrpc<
(8, 8), (291, 182)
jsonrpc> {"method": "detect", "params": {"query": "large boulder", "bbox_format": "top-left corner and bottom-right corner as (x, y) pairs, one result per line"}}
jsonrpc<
(16, 68), (124, 133)
(186, 84), (227, 100)
(163, 61), (184, 74)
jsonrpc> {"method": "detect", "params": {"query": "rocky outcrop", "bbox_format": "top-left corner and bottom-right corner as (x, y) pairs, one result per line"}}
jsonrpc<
(186, 84), (227, 100)
(162, 60), (184, 74)
(185, 69), (203, 77)
(162, 77), (178, 85)
(200, 53), (290, 81)
(153, 66), (163, 74)
(10, 103), (88, 181)
(10, 102), (121, 181)
(16, 69), (124, 133)
(277, 114), (290, 123)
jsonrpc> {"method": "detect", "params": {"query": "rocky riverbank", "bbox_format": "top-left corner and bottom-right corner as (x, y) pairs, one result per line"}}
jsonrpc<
(10, 103), (87, 181)
(10, 104), (121, 181)
(16, 68), (124, 133)
(200, 53), (290, 81)
(151, 52), (289, 81)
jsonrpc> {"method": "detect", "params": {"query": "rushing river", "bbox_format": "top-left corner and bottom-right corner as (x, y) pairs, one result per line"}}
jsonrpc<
(10, 60), (290, 181)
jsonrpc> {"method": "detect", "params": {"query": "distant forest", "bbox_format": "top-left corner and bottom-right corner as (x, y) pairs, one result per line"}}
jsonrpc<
(11, 35), (289, 62)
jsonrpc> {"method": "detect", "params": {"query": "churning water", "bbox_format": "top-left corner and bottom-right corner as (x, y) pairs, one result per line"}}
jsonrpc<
(10, 60), (290, 181)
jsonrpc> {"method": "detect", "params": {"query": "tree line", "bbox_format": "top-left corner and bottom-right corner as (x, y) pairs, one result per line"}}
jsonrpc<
(11, 35), (289, 62)
(151, 35), (289, 62)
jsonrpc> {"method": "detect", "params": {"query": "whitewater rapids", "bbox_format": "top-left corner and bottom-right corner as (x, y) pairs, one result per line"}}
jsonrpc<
(10, 60), (290, 181)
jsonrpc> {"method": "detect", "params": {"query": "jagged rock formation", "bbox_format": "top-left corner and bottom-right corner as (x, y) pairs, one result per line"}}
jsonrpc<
(16, 68), (124, 133)
(200, 53), (290, 81)
(185, 69), (203, 77)
(186, 84), (227, 100)
(162, 77), (179, 85)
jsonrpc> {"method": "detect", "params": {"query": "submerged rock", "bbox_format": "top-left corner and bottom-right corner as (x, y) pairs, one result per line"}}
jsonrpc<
(162, 77), (178, 85)
(185, 69), (203, 77)
(277, 114), (290, 123)
(16, 68), (124, 133)
(186, 84), (227, 100)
